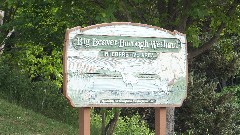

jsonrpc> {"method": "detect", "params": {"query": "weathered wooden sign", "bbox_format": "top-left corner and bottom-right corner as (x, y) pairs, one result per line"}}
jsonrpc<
(64, 22), (187, 107)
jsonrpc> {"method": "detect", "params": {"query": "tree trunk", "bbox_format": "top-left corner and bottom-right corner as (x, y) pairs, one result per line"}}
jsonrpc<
(0, 10), (4, 54)
(101, 108), (120, 135)
(101, 110), (106, 135)
(166, 107), (175, 135)
(106, 111), (119, 135)
(0, 10), (4, 25)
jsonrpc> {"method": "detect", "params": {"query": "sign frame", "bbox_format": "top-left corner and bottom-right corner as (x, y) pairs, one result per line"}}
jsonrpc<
(63, 22), (188, 108)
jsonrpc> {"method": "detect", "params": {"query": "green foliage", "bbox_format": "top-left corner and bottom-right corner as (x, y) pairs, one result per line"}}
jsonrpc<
(0, 98), (78, 134)
(91, 110), (154, 135)
(0, 0), (103, 87)
(0, 60), (153, 134)
(175, 73), (240, 135)
(1, 94), (154, 135)
(186, 25), (201, 48)
(190, 38), (240, 86)
(1, 0), (240, 86)
(1, 1), (240, 134)
(4, 42), (63, 87)
(0, 60), (78, 126)
(114, 115), (154, 135)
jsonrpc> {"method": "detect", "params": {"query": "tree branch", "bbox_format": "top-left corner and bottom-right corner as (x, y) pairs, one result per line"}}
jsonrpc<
(0, 28), (14, 53)
(105, 111), (119, 135)
(176, 0), (193, 33)
(165, 0), (178, 30)
(188, 23), (225, 59)
(127, 0), (148, 23)
(120, 1), (132, 22)
(90, 0), (105, 9)
(0, 10), (4, 25)
(157, 0), (167, 16)
(188, 0), (240, 59)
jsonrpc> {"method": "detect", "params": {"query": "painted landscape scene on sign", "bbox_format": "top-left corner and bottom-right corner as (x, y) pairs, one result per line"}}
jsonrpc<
(64, 24), (187, 107)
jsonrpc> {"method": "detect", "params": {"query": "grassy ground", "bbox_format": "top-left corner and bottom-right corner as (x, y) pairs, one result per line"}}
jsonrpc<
(0, 98), (78, 135)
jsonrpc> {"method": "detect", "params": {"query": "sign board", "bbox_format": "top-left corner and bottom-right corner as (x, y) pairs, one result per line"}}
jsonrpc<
(63, 22), (187, 107)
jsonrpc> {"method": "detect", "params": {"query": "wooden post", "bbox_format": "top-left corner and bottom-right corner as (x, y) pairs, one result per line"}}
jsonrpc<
(155, 107), (166, 135)
(79, 108), (91, 135)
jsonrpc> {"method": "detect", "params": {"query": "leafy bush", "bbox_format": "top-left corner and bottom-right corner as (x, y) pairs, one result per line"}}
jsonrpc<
(0, 61), (153, 134)
(91, 110), (154, 135)
(175, 73), (240, 135)
(0, 61), (78, 126)
(115, 115), (154, 135)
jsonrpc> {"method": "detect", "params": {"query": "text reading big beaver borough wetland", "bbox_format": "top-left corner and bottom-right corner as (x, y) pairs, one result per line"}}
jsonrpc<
(72, 35), (181, 52)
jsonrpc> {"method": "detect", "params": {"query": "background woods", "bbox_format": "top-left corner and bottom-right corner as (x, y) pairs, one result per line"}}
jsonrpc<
(0, 0), (240, 134)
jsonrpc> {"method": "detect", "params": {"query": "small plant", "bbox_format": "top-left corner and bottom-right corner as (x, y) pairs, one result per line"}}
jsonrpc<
(91, 110), (154, 135)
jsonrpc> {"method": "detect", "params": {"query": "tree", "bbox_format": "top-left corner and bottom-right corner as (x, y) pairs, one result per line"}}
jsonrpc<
(175, 73), (240, 134)
(0, 0), (103, 86)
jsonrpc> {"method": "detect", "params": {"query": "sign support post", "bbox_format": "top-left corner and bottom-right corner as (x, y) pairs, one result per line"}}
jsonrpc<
(155, 107), (166, 135)
(79, 108), (90, 135)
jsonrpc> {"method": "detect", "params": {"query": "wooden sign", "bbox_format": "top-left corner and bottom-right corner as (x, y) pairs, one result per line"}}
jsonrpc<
(63, 22), (187, 107)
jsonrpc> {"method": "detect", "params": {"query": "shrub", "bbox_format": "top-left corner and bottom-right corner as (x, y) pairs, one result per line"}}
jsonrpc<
(91, 110), (154, 135)
(0, 61), (78, 126)
(175, 73), (240, 135)
(0, 61), (154, 134)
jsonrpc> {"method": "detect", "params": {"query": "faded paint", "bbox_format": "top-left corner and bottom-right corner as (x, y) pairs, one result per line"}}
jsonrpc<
(63, 22), (187, 107)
